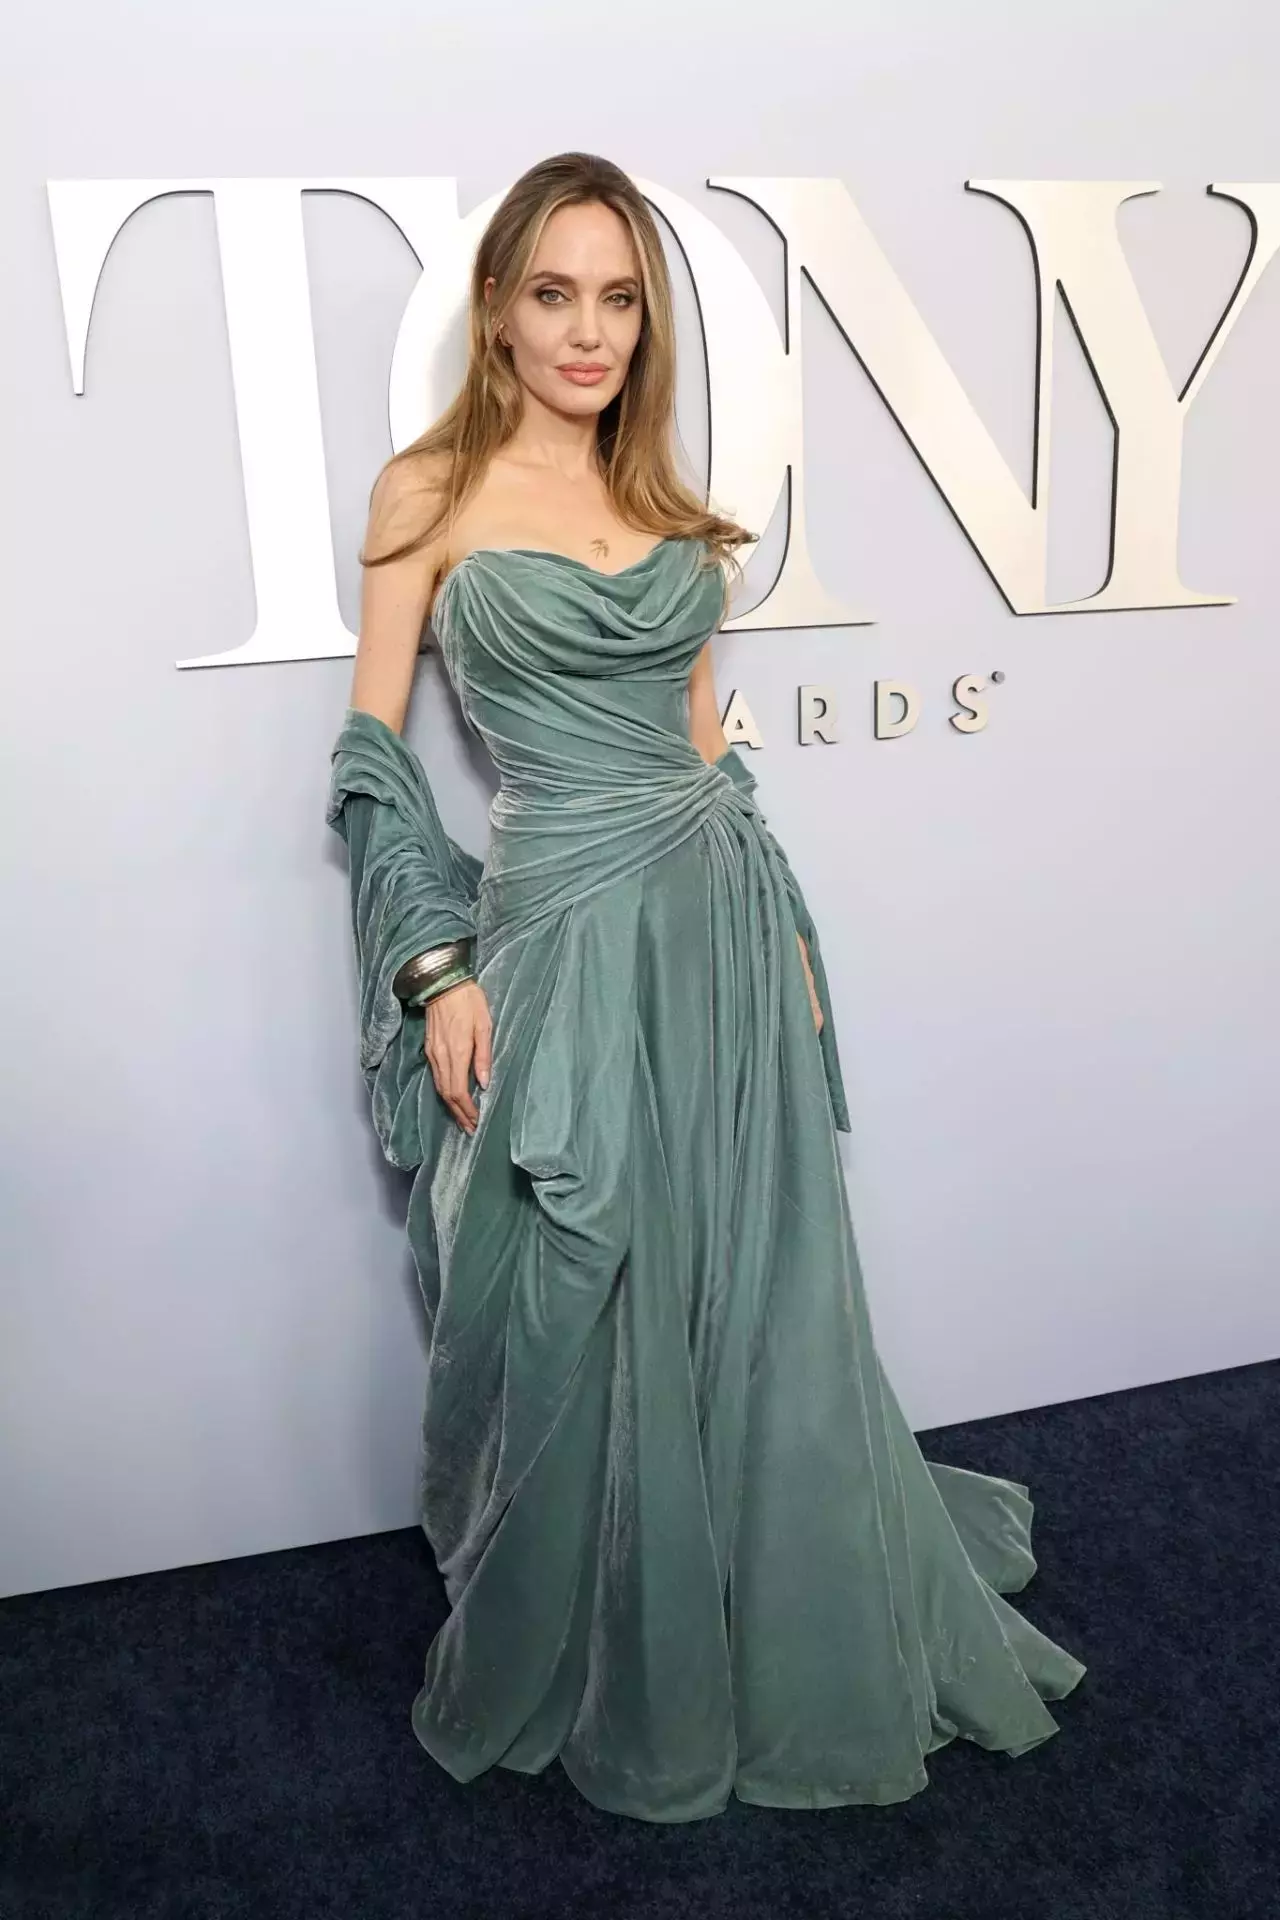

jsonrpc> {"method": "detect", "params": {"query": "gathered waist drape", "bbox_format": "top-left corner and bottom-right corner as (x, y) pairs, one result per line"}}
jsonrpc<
(478, 749), (766, 959)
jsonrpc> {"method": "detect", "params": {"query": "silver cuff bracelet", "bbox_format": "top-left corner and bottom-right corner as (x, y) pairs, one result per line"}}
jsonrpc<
(392, 939), (474, 1003)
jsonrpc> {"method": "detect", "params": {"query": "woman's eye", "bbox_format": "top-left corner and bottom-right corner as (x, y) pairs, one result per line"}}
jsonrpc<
(534, 288), (635, 307)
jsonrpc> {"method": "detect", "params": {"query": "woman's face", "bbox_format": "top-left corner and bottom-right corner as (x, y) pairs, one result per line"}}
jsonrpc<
(488, 199), (644, 418)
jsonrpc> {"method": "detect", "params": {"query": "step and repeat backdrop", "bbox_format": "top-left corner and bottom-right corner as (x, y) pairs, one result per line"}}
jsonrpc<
(3, 0), (1278, 1595)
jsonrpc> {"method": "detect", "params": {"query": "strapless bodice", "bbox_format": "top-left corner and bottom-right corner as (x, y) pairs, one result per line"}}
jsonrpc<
(429, 537), (750, 951)
(432, 536), (724, 785)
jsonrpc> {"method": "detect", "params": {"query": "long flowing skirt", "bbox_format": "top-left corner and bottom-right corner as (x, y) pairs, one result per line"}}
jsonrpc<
(406, 809), (1086, 1822)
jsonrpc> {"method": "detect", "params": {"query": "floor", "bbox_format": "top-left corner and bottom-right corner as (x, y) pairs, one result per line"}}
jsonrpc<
(2, 1357), (1276, 1920)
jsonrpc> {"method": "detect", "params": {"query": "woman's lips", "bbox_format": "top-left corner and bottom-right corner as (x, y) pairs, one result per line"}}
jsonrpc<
(558, 366), (609, 385)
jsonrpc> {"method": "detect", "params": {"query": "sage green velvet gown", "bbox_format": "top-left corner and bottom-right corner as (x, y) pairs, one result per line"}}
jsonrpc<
(326, 534), (1085, 1824)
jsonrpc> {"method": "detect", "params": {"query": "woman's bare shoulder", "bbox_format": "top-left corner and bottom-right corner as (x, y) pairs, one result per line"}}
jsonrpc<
(365, 449), (452, 563)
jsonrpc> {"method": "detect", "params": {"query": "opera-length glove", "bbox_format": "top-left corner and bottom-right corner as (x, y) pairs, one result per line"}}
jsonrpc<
(712, 743), (852, 1133)
(326, 706), (483, 1171)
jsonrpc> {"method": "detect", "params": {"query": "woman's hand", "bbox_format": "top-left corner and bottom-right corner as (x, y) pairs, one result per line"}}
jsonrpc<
(424, 978), (493, 1134)
(797, 932), (824, 1034)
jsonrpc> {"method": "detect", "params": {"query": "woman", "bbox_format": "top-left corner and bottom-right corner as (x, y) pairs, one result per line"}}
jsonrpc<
(326, 151), (1085, 1824)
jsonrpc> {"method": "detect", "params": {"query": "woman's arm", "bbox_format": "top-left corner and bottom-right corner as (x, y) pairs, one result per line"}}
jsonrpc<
(349, 456), (450, 733)
(690, 638), (824, 1033)
(687, 639), (730, 765)
(331, 456), (492, 1138)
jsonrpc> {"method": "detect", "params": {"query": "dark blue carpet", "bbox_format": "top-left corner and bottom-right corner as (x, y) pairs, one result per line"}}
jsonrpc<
(3, 1357), (1276, 1920)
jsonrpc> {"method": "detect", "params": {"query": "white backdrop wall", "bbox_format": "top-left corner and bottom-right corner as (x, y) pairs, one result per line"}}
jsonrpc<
(3, 0), (1278, 1599)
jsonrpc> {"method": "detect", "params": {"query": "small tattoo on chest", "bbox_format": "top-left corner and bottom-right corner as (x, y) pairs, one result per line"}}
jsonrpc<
(589, 538), (610, 561)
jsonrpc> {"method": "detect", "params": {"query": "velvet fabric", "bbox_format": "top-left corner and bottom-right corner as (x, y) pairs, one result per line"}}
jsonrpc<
(325, 535), (1086, 1823)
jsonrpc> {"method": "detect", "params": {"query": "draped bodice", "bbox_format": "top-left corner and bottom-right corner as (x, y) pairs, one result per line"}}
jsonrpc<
(432, 536), (722, 781)
(430, 537), (748, 953)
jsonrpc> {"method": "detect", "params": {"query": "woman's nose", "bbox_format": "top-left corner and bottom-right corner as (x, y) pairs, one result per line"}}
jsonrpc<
(569, 306), (602, 348)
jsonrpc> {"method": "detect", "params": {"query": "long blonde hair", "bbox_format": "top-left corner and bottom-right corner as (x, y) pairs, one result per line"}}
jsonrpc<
(359, 151), (756, 600)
